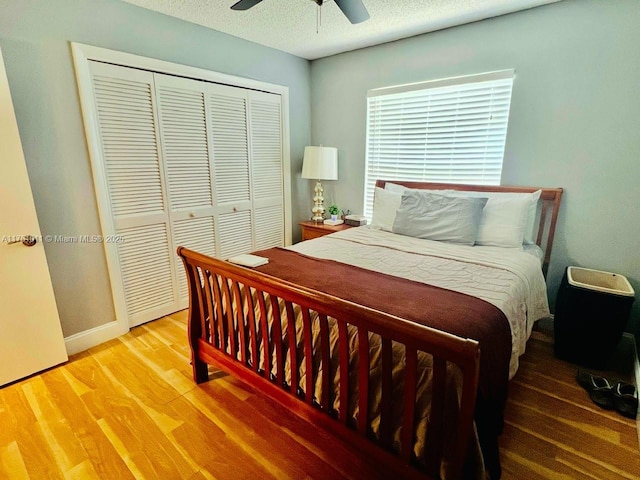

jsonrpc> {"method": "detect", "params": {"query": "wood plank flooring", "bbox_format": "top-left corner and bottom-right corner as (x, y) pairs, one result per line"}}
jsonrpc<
(0, 311), (638, 479)
(501, 327), (639, 479)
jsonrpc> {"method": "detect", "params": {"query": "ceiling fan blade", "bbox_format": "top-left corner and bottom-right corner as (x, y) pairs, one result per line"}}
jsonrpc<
(334, 0), (369, 24)
(230, 0), (263, 11)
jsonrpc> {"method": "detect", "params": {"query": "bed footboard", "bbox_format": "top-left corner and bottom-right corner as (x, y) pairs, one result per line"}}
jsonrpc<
(178, 247), (480, 480)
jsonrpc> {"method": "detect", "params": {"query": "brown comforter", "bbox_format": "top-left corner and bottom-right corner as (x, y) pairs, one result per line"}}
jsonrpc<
(254, 247), (511, 478)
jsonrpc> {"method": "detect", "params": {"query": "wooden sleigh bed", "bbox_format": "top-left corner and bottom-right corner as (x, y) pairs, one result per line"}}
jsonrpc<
(178, 181), (563, 480)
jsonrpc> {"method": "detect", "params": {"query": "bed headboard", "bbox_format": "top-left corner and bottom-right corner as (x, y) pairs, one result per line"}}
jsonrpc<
(375, 180), (563, 277)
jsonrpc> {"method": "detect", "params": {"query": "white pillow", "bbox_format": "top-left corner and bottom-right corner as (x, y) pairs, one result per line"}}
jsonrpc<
(523, 190), (542, 244)
(384, 182), (408, 194)
(449, 190), (542, 246)
(475, 196), (530, 247)
(384, 182), (455, 196)
(370, 187), (402, 231)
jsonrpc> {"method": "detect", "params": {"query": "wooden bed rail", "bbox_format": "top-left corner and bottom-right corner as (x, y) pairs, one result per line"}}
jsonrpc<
(375, 180), (563, 277)
(178, 247), (481, 480)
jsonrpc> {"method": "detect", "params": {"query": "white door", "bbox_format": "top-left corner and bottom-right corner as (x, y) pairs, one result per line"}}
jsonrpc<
(0, 48), (68, 386)
(249, 91), (285, 250)
(89, 62), (179, 327)
(208, 84), (254, 260)
(154, 74), (218, 307)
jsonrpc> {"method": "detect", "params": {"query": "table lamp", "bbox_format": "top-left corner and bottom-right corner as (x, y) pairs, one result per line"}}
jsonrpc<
(301, 146), (338, 222)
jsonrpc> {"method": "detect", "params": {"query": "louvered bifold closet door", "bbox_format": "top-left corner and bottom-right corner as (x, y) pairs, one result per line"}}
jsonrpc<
(88, 62), (179, 327)
(155, 74), (216, 307)
(208, 84), (254, 259)
(249, 91), (285, 250)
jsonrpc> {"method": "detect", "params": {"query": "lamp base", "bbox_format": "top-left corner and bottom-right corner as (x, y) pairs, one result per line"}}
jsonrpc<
(311, 180), (325, 222)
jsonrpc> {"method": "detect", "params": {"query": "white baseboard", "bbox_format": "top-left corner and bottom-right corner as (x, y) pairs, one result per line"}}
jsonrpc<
(64, 321), (129, 356)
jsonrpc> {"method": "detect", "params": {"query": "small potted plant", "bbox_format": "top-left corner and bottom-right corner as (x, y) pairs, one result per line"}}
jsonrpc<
(328, 204), (340, 222)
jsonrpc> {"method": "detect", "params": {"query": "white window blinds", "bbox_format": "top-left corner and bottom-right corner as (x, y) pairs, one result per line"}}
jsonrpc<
(364, 70), (514, 219)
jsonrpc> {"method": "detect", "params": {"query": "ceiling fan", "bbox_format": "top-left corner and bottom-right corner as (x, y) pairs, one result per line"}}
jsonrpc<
(231, 0), (370, 25)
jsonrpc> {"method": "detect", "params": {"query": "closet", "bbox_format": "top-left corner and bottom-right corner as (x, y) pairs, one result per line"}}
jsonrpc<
(87, 61), (285, 327)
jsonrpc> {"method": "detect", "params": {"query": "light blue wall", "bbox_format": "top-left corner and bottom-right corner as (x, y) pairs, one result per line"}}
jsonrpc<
(0, 0), (311, 336)
(309, 0), (640, 335)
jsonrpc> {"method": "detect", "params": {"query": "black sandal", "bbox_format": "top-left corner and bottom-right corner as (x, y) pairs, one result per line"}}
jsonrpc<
(613, 382), (638, 419)
(576, 370), (614, 409)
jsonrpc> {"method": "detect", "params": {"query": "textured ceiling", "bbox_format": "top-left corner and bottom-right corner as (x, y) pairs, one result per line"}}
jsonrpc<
(122, 0), (560, 60)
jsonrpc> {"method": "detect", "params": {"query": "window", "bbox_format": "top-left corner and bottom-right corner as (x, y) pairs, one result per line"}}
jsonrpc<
(364, 70), (514, 219)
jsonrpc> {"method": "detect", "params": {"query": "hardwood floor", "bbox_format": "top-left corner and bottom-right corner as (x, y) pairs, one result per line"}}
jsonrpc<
(501, 327), (639, 479)
(0, 311), (637, 479)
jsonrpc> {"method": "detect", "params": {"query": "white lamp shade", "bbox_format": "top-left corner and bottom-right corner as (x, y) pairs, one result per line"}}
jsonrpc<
(301, 146), (338, 180)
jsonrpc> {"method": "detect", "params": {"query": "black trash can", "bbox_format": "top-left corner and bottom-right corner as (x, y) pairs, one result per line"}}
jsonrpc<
(554, 266), (635, 368)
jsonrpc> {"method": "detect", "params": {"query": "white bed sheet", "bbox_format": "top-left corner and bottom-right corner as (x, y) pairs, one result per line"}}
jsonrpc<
(288, 227), (550, 378)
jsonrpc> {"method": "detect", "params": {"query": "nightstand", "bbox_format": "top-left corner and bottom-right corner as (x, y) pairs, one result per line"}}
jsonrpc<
(299, 221), (352, 241)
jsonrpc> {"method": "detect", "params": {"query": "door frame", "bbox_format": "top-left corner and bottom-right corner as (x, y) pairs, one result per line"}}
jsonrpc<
(71, 43), (292, 332)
